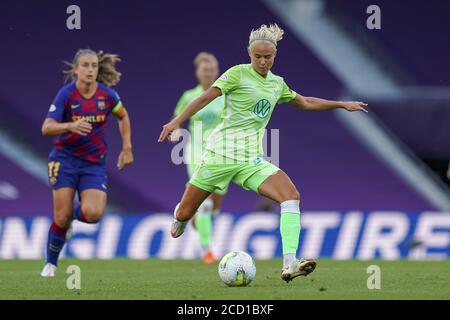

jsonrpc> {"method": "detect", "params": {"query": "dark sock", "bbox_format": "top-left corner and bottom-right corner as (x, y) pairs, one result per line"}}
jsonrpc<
(46, 222), (68, 266)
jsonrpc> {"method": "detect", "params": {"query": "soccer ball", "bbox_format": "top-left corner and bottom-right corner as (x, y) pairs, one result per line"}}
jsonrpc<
(218, 251), (256, 287)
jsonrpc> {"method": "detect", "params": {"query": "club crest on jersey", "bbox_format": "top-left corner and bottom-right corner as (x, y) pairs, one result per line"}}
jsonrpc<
(219, 73), (228, 80)
(97, 99), (107, 110)
(253, 99), (271, 119)
(252, 157), (263, 165)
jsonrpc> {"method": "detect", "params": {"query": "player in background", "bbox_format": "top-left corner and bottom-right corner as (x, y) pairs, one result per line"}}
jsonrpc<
(40, 49), (133, 277)
(173, 52), (225, 264)
(159, 24), (368, 282)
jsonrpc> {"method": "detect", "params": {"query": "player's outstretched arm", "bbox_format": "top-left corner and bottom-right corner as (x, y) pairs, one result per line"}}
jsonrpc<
(114, 107), (134, 170)
(158, 87), (221, 142)
(41, 118), (92, 136)
(289, 94), (368, 112)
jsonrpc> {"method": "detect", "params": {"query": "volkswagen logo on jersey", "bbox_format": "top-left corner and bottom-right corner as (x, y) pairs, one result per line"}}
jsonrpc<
(253, 99), (271, 119)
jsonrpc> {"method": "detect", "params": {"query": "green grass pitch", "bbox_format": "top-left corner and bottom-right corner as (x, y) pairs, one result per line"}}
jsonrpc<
(0, 259), (449, 300)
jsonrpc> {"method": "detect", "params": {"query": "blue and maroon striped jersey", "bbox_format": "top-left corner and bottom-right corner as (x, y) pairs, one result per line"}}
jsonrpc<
(46, 82), (124, 163)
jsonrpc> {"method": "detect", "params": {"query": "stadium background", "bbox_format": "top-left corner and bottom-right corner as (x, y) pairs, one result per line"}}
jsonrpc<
(0, 0), (449, 261)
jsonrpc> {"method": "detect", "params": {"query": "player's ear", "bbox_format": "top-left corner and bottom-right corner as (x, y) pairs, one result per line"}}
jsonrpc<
(247, 46), (252, 58)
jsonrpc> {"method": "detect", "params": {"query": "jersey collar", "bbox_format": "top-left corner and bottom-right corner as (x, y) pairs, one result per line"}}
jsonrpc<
(249, 65), (272, 81)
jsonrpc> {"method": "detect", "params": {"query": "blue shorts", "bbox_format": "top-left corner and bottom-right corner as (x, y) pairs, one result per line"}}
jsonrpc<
(47, 150), (108, 193)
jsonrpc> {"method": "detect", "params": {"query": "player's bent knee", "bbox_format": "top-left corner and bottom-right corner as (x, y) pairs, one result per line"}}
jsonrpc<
(84, 213), (102, 223)
(54, 213), (71, 228)
(81, 206), (104, 223)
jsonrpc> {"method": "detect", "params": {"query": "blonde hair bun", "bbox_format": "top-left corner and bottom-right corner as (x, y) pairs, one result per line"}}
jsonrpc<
(249, 23), (284, 47)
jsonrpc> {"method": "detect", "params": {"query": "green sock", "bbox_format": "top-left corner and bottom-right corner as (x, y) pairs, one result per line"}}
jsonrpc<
(280, 212), (301, 255)
(196, 213), (212, 248)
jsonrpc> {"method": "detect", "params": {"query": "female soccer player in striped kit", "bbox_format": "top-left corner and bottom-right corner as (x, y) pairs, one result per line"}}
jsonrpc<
(159, 24), (368, 282)
(40, 49), (134, 277)
(173, 52), (225, 264)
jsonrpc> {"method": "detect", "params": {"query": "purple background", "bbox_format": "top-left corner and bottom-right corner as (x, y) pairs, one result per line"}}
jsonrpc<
(1, 0), (448, 215)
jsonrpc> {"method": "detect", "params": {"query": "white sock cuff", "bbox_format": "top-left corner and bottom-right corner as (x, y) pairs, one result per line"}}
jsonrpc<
(280, 200), (300, 214)
(197, 198), (213, 215)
